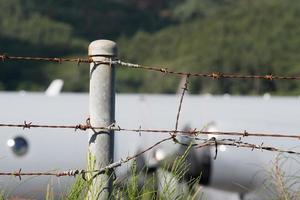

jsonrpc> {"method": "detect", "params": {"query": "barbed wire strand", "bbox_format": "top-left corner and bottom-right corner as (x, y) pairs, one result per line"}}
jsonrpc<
(1, 53), (300, 180)
(173, 75), (190, 139)
(1, 54), (300, 80)
(1, 137), (299, 179)
(174, 75), (189, 132)
(0, 136), (173, 180)
(112, 60), (300, 81)
(1, 121), (300, 140)
(0, 54), (91, 66)
(197, 138), (300, 156)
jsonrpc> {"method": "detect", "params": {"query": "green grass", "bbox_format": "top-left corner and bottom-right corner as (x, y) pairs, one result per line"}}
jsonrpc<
(5, 148), (300, 200)
(0, 192), (5, 200)
(67, 176), (92, 200)
(113, 145), (202, 200)
(45, 183), (55, 200)
(64, 146), (203, 200)
(250, 155), (300, 200)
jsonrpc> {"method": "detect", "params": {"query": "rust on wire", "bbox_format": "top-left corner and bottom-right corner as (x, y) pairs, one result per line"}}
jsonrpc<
(197, 138), (300, 156)
(0, 121), (92, 131)
(0, 54), (92, 64)
(1, 54), (300, 81)
(0, 136), (173, 180)
(113, 60), (300, 81)
(2, 52), (300, 180)
(173, 75), (189, 138)
(0, 168), (88, 180)
(1, 121), (300, 140)
(1, 137), (300, 179)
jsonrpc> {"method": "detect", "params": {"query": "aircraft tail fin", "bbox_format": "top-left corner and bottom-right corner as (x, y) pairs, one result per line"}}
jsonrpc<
(45, 79), (64, 96)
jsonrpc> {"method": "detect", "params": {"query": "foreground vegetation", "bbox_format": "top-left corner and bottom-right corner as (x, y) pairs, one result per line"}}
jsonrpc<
(1, 148), (300, 199)
(64, 147), (200, 200)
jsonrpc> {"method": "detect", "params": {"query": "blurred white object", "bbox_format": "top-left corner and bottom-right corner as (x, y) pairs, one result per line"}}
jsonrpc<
(263, 93), (271, 100)
(45, 79), (64, 96)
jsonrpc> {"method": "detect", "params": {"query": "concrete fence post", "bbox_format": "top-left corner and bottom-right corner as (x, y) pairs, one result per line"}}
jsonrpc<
(87, 40), (117, 199)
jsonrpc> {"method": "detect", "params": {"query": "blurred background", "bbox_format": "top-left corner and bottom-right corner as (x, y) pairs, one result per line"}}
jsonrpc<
(1, 0), (300, 95)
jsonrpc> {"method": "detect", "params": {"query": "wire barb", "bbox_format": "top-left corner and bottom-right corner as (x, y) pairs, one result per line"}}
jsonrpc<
(0, 54), (7, 62)
(23, 121), (32, 129)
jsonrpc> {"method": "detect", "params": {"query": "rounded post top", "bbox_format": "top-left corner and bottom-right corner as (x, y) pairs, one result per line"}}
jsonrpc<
(88, 40), (117, 56)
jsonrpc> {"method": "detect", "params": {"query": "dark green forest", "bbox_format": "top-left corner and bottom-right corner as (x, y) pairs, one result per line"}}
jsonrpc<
(1, 0), (300, 95)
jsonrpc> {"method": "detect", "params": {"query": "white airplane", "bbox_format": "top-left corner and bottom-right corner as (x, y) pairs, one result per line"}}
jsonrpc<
(1, 80), (300, 200)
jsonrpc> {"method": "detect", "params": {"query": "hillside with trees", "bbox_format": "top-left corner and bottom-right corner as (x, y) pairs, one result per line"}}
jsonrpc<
(1, 0), (300, 95)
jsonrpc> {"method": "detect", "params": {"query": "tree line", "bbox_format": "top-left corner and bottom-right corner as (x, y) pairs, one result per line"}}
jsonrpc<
(1, 0), (300, 95)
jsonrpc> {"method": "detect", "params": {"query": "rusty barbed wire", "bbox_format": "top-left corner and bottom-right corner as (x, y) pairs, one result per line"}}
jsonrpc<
(174, 75), (189, 132)
(196, 138), (300, 157)
(112, 60), (300, 81)
(0, 136), (173, 180)
(0, 120), (91, 131)
(0, 169), (88, 180)
(173, 75), (190, 139)
(1, 137), (300, 179)
(2, 54), (300, 80)
(0, 54), (92, 65)
(2, 52), (300, 182)
(1, 121), (300, 140)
